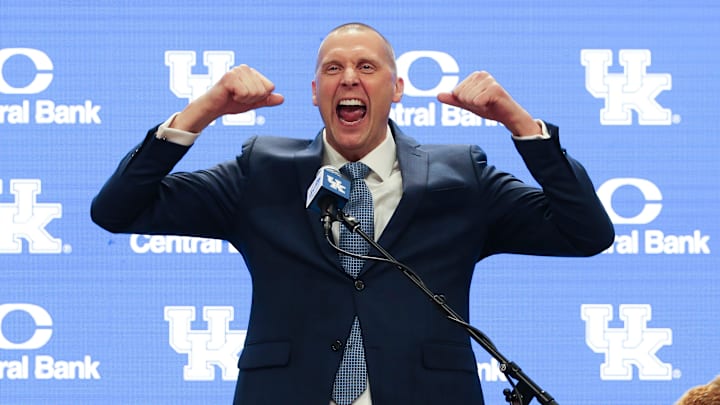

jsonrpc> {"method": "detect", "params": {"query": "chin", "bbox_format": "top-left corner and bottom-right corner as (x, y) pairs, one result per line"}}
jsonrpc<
(329, 122), (367, 142)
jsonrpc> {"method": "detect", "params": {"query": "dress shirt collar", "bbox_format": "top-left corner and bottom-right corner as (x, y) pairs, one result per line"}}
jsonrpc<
(321, 125), (396, 182)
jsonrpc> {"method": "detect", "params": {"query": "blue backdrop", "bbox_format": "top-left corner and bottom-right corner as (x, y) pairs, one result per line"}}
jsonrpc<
(1, 1), (718, 404)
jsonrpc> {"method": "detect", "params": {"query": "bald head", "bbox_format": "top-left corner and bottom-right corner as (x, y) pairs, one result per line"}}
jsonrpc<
(316, 23), (397, 76)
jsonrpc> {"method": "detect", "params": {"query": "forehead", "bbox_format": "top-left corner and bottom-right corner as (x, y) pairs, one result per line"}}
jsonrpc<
(317, 29), (391, 65)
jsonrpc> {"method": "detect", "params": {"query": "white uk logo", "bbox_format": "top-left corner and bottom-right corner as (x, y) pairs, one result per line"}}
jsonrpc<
(165, 51), (260, 126)
(581, 304), (673, 380)
(327, 175), (346, 194)
(164, 306), (246, 381)
(581, 49), (672, 125)
(0, 179), (62, 254)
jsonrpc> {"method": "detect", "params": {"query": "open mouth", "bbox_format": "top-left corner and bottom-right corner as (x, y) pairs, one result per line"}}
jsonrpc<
(336, 99), (367, 124)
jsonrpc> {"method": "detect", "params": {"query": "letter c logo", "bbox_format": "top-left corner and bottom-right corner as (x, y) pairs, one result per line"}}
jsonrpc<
(396, 51), (459, 97)
(0, 48), (54, 94)
(596, 178), (663, 225)
(0, 303), (53, 350)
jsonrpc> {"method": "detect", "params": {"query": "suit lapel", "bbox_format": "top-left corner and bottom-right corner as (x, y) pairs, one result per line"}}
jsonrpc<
(294, 130), (346, 274)
(365, 122), (428, 273)
(295, 123), (429, 278)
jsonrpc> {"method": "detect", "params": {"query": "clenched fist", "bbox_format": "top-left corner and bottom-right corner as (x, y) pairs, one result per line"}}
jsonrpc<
(171, 64), (284, 133)
(437, 71), (540, 137)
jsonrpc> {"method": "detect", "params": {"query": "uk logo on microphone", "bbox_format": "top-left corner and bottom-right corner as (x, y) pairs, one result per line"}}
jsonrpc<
(306, 166), (350, 212)
(326, 174), (347, 194)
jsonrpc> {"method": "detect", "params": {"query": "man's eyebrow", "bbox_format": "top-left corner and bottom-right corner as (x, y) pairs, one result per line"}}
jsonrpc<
(318, 59), (340, 69)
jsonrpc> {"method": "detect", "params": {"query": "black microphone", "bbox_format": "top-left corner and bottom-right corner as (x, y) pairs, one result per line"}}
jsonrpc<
(305, 165), (350, 232)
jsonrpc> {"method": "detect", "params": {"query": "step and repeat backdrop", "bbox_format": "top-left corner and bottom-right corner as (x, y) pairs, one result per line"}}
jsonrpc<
(1, 1), (718, 404)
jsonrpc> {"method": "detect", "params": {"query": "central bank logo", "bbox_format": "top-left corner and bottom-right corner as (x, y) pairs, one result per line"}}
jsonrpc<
(581, 304), (673, 380)
(165, 306), (246, 381)
(0, 179), (63, 254)
(390, 50), (497, 128)
(0, 303), (100, 380)
(581, 49), (673, 125)
(165, 51), (260, 126)
(0, 48), (102, 125)
(597, 177), (710, 255)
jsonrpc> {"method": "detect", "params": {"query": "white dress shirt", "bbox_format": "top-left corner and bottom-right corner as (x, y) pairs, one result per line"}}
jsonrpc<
(321, 127), (403, 244)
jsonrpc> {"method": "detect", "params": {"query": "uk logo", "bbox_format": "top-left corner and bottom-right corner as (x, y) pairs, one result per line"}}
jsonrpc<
(0, 179), (62, 254)
(581, 49), (672, 125)
(164, 306), (246, 381)
(327, 175), (346, 194)
(165, 51), (259, 126)
(581, 304), (673, 380)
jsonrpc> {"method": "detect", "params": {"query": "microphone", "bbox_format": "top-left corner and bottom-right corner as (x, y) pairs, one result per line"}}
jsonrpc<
(305, 165), (350, 228)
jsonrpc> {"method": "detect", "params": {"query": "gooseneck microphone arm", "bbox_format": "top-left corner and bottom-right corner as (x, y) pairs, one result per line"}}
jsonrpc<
(323, 208), (558, 405)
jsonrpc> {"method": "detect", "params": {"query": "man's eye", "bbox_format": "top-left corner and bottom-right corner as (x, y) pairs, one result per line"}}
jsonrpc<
(360, 64), (374, 71)
(326, 65), (340, 73)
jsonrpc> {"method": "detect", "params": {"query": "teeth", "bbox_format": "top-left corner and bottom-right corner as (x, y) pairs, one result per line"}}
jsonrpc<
(338, 99), (365, 107)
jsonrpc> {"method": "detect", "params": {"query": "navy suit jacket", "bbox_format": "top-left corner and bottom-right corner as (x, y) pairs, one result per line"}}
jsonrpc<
(91, 120), (613, 404)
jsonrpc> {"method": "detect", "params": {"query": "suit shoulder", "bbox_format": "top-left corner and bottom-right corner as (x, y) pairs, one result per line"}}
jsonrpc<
(417, 143), (487, 164)
(241, 135), (315, 160)
(246, 135), (314, 151)
(417, 142), (478, 153)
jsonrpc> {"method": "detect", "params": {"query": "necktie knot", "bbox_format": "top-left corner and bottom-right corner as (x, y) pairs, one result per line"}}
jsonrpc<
(341, 162), (370, 181)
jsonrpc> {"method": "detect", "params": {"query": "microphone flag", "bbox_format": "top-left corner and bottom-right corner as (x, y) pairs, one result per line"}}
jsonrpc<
(306, 165), (350, 213)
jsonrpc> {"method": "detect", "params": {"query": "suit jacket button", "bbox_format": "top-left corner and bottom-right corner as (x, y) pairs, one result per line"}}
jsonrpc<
(354, 280), (365, 291)
(331, 340), (343, 351)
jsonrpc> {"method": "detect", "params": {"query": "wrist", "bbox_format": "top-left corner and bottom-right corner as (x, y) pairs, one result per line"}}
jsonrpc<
(506, 113), (541, 137)
(170, 101), (218, 133)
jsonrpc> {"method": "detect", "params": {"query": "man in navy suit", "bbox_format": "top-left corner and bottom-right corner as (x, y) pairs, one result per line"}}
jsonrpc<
(91, 23), (614, 404)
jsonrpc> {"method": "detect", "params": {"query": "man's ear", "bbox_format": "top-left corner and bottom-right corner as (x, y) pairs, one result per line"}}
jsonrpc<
(393, 77), (404, 103)
(311, 80), (318, 106)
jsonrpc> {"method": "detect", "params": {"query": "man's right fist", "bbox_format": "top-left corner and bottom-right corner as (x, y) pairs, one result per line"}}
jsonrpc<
(171, 64), (284, 133)
(207, 64), (284, 116)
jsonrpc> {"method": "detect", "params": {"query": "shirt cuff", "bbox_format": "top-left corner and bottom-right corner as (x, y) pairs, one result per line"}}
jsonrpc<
(155, 112), (201, 146)
(511, 119), (550, 141)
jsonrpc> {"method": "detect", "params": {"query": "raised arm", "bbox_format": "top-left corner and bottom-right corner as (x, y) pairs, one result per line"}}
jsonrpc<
(90, 65), (282, 236)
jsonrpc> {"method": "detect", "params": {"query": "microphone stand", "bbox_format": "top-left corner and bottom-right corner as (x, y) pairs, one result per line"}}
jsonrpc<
(333, 211), (559, 405)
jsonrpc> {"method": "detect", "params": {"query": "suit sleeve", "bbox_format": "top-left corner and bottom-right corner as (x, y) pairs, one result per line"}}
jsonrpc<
(477, 123), (615, 257)
(90, 125), (254, 239)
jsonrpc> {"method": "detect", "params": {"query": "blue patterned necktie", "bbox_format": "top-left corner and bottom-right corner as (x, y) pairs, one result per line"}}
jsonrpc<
(332, 162), (373, 405)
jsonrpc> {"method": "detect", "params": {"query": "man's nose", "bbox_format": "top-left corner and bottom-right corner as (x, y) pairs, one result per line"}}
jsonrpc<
(341, 68), (359, 86)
